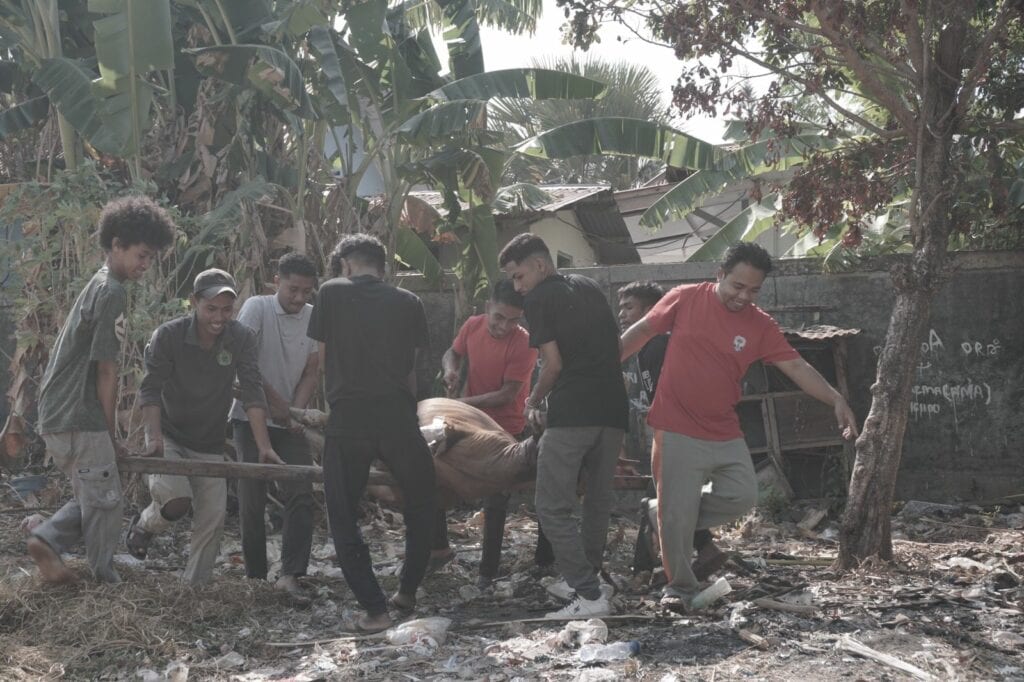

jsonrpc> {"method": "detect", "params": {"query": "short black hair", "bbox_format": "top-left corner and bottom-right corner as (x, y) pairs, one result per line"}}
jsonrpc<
(98, 195), (176, 251)
(278, 252), (318, 280)
(618, 280), (665, 309)
(329, 233), (386, 276)
(491, 279), (524, 308)
(498, 233), (551, 267)
(722, 241), (773, 275)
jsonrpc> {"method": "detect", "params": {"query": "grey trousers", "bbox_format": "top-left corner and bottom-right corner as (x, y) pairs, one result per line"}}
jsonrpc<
(653, 430), (757, 595)
(137, 435), (226, 585)
(33, 431), (123, 583)
(534, 426), (623, 600)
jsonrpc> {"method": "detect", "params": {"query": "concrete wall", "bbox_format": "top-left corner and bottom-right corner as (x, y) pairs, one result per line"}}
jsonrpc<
(400, 250), (1024, 502)
(528, 211), (598, 268)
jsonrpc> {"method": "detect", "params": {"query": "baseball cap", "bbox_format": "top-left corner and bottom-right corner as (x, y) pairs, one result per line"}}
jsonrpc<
(193, 268), (238, 299)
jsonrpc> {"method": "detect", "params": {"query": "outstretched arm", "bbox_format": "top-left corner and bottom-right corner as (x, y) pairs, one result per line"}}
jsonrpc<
(773, 357), (859, 440)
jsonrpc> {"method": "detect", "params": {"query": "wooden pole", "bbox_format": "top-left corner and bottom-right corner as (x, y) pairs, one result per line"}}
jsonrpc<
(118, 456), (652, 490)
(117, 456), (335, 483)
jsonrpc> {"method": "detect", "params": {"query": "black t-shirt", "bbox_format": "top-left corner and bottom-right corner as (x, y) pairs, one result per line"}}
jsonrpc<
(524, 273), (628, 429)
(307, 275), (429, 433)
(638, 334), (669, 403)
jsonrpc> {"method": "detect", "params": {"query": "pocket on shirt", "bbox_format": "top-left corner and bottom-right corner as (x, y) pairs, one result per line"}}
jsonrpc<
(76, 462), (122, 510)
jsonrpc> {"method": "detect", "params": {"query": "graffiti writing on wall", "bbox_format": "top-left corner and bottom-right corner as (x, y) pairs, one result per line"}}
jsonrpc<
(873, 328), (1002, 422)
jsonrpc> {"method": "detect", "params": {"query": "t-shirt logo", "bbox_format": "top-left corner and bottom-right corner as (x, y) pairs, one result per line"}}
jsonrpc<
(217, 349), (233, 366)
(114, 313), (126, 345)
(733, 335), (747, 352)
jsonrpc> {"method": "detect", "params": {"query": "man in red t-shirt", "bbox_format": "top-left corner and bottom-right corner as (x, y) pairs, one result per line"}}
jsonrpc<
(437, 280), (540, 586)
(621, 242), (858, 611)
(443, 279), (537, 436)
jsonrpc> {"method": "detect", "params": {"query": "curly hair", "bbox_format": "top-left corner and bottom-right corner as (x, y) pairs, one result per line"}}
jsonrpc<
(98, 196), (176, 251)
(278, 252), (318, 280)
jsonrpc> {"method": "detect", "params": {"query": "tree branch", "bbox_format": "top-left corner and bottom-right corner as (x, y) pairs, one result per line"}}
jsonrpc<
(900, 0), (926, 81)
(955, 0), (1014, 120)
(729, 46), (902, 138)
(810, 2), (917, 132)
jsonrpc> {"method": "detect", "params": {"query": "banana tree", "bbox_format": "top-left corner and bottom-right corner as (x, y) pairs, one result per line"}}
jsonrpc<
(304, 0), (606, 309)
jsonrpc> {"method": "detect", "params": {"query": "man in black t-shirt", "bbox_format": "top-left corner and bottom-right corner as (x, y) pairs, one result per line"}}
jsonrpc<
(500, 234), (628, 619)
(618, 280), (669, 472)
(307, 234), (437, 634)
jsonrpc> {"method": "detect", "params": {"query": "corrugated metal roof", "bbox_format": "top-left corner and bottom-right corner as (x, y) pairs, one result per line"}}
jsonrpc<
(781, 325), (861, 340)
(409, 185), (610, 216)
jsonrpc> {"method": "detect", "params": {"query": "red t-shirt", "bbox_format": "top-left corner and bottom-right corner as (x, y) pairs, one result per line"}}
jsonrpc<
(452, 315), (537, 435)
(644, 282), (799, 441)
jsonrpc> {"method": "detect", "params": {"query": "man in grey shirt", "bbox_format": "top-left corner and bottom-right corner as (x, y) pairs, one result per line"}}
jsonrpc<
(230, 253), (319, 598)
(29, 196), (174, 584)
(128, 269), (281, 585)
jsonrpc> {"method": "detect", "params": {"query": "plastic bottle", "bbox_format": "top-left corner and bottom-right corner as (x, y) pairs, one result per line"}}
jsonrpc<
(578, 640), (641, 663)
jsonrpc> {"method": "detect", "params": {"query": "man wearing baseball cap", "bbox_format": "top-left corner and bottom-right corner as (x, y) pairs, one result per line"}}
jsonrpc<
(128, 268), (282, 585)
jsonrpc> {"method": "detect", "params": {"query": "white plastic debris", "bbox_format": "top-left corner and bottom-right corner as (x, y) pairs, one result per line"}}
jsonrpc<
(556, 618), (608, 647)
(386, 617), (452, 646)
(212, 651), (245, 669)
(164, 661), (189, 682)
(690, 577), (732, 610)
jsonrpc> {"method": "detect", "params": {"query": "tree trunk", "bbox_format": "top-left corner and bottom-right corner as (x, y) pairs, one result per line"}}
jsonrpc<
(838, 282), (934, 564)
(839, 13), (965, 565)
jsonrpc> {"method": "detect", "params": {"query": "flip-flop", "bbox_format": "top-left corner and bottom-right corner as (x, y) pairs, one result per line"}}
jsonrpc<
(354, 613), (393, 634)
(388, 592), (416, 616)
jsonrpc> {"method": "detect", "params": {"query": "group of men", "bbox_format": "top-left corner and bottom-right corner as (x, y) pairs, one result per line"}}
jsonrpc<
(26, 195), (858, 635)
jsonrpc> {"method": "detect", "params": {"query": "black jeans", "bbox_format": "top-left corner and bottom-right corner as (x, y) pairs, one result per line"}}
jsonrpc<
(233, 421), (314, 579)
(322, 415), (437, 616)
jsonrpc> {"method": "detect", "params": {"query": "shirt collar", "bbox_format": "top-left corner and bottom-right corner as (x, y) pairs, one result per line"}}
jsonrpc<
(184, 312), (233, 349)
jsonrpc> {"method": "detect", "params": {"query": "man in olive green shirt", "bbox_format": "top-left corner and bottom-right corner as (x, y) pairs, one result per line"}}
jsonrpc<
(29, 196), (175, 583)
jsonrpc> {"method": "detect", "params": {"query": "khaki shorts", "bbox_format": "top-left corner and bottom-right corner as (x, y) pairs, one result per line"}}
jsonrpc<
(43, 431), (121, 510)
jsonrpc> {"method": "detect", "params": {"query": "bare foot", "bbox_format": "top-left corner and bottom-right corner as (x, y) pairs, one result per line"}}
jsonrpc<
(357, 611), (393, 633)
(27, 537), (78, 584)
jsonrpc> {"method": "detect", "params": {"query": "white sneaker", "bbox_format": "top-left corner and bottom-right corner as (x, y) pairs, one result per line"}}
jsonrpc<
(546, 579), (615, 602)
(544, 593), (612, 619)
(545, 578), (575, 601)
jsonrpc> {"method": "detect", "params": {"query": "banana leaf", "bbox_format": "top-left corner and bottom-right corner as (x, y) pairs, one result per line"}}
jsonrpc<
(685, 194), (780, 262)
(187, 45), (318, 119)
(516, 117), (723, 172)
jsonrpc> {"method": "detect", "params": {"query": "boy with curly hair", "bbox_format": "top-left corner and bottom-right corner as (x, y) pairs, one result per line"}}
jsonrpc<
(28, 196), (175, 584)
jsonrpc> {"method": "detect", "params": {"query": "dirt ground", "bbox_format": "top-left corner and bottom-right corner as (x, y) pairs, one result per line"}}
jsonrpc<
(1, 479), (1022, 681)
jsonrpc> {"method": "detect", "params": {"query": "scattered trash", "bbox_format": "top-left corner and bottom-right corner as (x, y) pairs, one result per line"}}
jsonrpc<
(386, 617), (452, 646)
(556, 618), (608, 647)
(899, 500), (961, 519)
(690, 577), (732, 610)
(211, 651), (245, 670)
(578, 640), (640, 663)
(992, 631), (1024, 648)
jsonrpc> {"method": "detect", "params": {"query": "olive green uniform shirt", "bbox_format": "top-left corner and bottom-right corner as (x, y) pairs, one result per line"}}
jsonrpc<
(37, 265), (127, 435)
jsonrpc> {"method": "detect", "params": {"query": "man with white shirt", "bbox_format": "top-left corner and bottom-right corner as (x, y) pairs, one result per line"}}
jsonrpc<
(230, 253), (320, 598)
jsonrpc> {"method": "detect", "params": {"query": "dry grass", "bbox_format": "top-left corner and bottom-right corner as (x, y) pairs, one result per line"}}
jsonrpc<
(0, 565), (295, 680)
